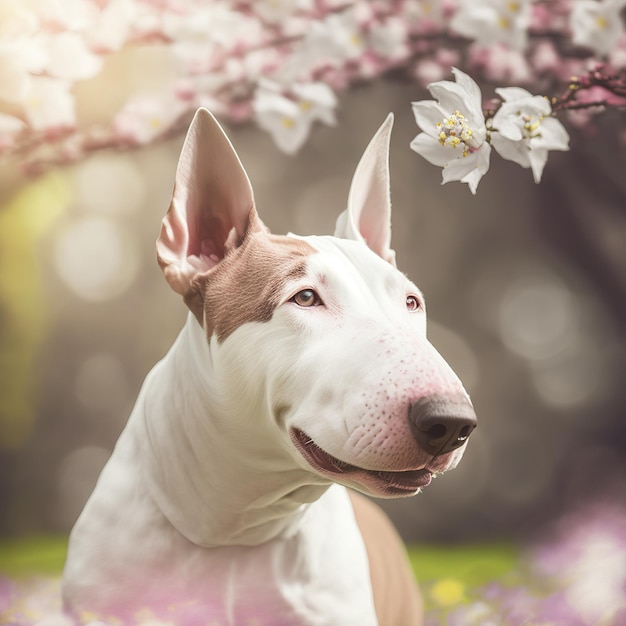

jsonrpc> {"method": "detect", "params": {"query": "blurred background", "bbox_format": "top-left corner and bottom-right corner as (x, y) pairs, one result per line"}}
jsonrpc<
(1, 2), (625, 547)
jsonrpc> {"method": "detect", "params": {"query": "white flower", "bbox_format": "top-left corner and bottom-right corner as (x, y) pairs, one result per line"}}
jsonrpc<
(369, 18), (410, 62)
(411, 67), (491, 194)
(324, 8), (367, 61)
(44, 32), (103, 81)
(490, 87), (570, 183)
(88, 0), (136, 52)
(450, 0), (533, 51)
(113, 93), (188, 144)
(253, 80), (337, 154)
(23, 77), (75, 131)
(570, 0), (626, 56)
(254, 0), (314, 24)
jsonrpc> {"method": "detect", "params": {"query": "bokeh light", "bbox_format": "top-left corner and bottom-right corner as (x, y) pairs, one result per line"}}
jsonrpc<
(53, 216), (139, 301)
(74, 153), (146, 216)
(497, 272), (575, 362)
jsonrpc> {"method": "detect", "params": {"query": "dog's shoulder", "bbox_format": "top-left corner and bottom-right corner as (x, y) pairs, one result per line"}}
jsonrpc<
(349, 490), (423, 626)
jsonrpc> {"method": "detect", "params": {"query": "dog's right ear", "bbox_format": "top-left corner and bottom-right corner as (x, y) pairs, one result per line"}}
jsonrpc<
(157, 108), (265, 303)
(334, 114), (396, 267)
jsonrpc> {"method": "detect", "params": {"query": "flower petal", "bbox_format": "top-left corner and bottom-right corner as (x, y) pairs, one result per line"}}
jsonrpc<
(535, 117), (570, 152)
(411, 100), (446, 138)
(441, 143), (491, 194)
(427, 68), (484, 129)
(495, 86), (533, 102)
(451, 67), (484, 121)
(410, 132), (454, 166)
(491, 133), (531, 168)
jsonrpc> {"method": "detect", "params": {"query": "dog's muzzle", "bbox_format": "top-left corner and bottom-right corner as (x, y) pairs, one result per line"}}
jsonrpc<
(408, 395), (477, 456)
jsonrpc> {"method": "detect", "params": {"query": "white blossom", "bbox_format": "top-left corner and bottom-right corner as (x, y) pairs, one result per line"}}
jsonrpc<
(570, 0), (626, 56)
(254, 0), (314, 24)
(450, 0), (533, 51)
(114, 93), (188, 144)
(23, 77), (75, 130)
(490, 87), (570, 183)
(88, 0), (136, 52)
(411, 67), (491, 194)
(370, 18), (410, 62)
(253, 80), (337, 154)
(44, 32), (103, 81)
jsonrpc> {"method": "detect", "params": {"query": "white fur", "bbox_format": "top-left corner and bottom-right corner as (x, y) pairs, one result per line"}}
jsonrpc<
(63, 109), (474, 625)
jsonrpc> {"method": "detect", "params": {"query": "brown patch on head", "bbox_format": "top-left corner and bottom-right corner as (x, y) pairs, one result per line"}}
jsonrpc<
(192, 232), (316, 342)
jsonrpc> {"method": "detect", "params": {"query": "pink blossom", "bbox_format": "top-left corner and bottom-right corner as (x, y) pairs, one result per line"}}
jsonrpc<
(467, 42), (531, 84)
(609, 34), (626, 69)
(531, 40), (562, 74)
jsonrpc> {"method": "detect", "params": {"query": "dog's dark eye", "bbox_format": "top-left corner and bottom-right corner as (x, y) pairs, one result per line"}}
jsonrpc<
(406, 295), (421, 311)
(291, 289), (322, 308)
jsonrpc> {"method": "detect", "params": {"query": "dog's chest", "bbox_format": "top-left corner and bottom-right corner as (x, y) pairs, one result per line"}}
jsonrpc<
(178, 486), (379, 626)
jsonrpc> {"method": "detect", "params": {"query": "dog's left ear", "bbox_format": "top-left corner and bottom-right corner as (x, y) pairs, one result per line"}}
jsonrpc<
(334, 114), (396, 266)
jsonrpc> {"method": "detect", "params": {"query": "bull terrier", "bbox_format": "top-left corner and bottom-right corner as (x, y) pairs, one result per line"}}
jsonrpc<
(62, 108), (477, 626)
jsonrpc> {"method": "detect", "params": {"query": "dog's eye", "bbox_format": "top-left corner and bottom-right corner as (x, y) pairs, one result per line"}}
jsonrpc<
(406, 295), (421, 311)
(291, 289), (322, 307)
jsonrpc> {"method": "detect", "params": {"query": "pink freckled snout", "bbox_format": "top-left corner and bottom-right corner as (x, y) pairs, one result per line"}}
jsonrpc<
(408, 395), (477, 456)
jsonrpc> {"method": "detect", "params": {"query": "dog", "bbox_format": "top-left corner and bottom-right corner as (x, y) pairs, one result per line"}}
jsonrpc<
(62, 108), (477, 626)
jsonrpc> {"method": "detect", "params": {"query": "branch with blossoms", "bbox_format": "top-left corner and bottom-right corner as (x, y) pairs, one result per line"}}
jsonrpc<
(410, 65), (626, 193)
(0, 0), (625, 187)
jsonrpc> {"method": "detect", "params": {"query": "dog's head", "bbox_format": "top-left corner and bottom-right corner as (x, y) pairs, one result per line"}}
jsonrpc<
(157, 108), (476, 499)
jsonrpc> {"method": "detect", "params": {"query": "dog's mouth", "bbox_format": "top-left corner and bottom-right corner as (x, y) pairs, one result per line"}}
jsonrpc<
(290, 428), (432, 497)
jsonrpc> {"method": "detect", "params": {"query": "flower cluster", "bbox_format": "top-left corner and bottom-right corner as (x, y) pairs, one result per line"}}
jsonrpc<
(423, 503), (626, 626)
(410, 67), (570, 193)
(2, 503), (625, 625)
(0, 0), (624, 186)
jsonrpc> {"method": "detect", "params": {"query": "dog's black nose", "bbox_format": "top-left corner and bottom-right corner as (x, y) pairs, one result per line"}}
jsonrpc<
(409, 395), (477, 456)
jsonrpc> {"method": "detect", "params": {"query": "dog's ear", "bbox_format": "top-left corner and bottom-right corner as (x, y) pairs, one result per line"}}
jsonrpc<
(157, 108), (265, 301)
(334, 113), (396, 266)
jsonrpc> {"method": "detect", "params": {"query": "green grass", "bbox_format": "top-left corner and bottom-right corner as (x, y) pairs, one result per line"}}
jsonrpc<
(408, 542), (520, 586)
(0, 536), (520, 588)
(0, 535), (68, 578)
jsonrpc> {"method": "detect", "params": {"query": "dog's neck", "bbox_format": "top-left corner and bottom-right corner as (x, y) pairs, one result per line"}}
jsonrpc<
(134, 314), (330, 548)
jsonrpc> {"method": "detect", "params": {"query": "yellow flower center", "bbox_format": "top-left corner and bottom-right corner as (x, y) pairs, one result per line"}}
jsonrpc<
(596, 16), (608, 30)
(518, 112), (544, 139)
(282, 117), (295, 129)
(436, 111), (474, 157)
